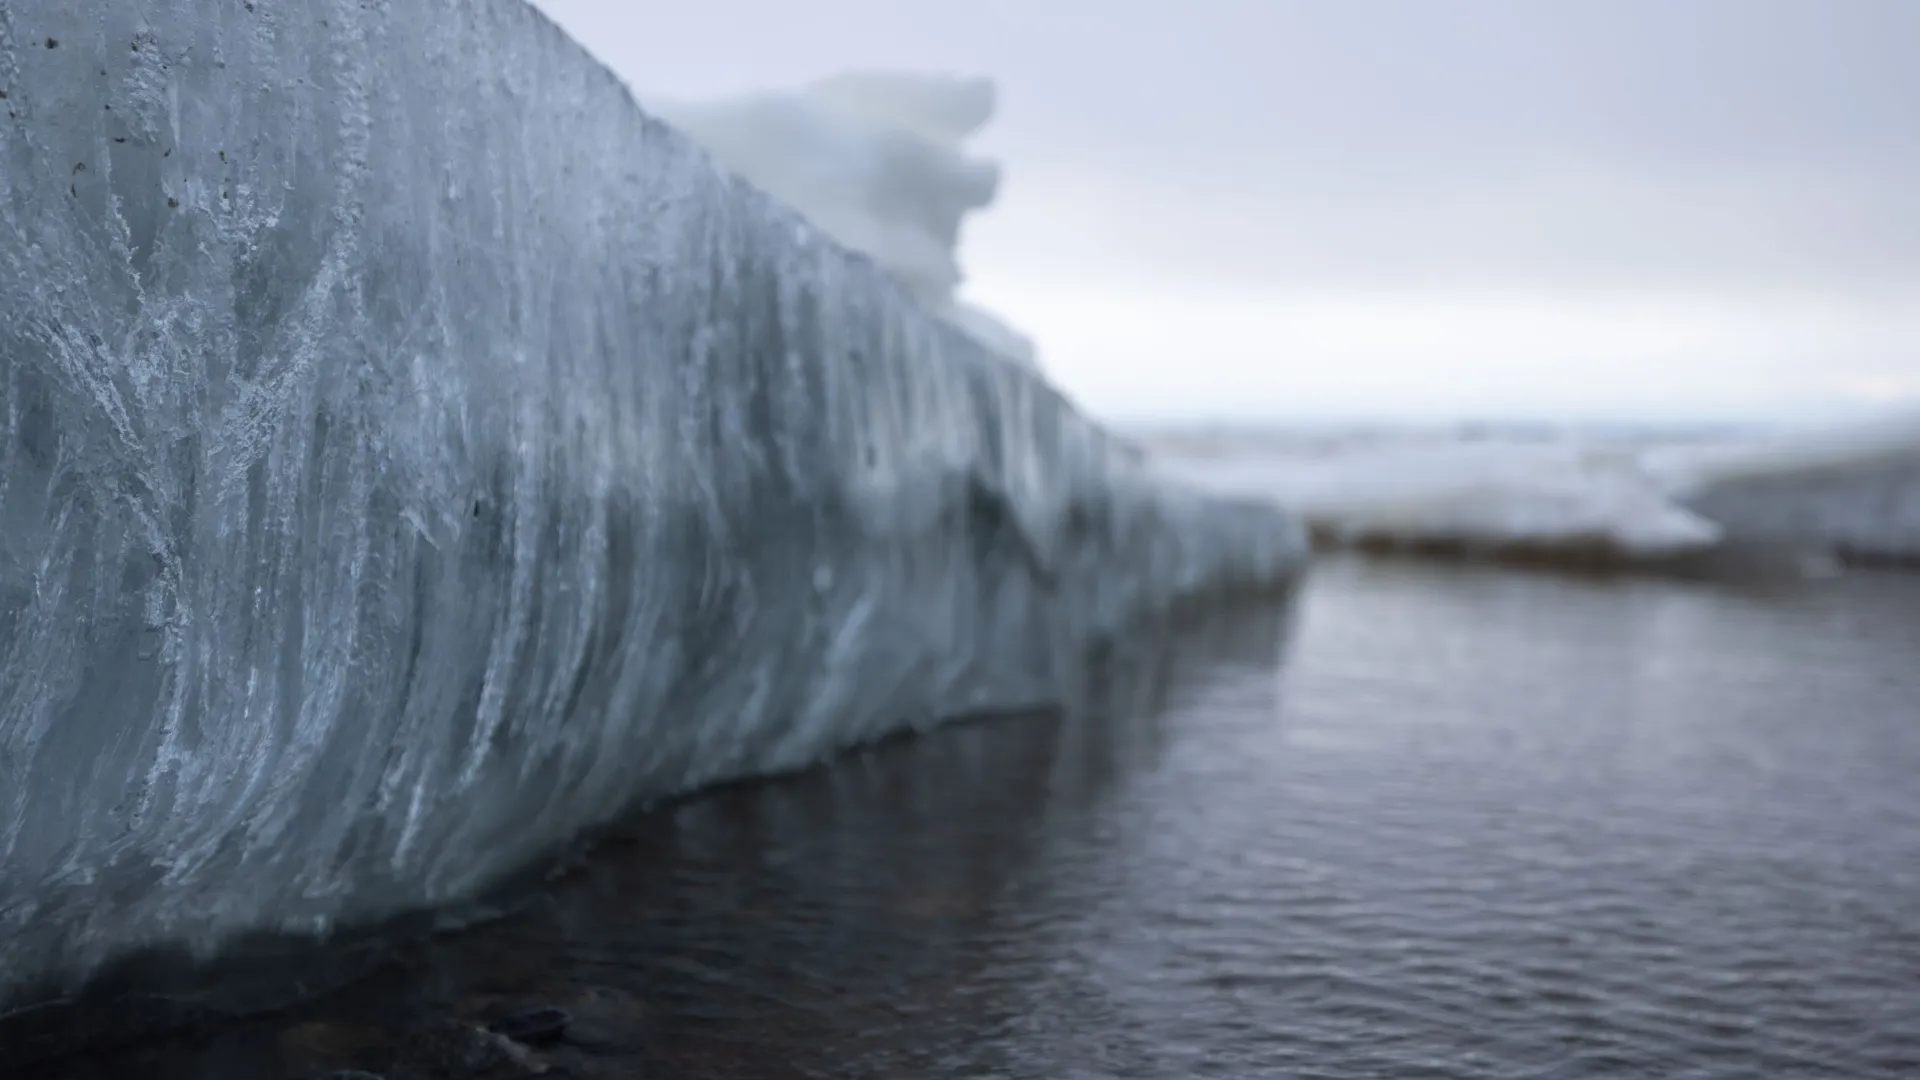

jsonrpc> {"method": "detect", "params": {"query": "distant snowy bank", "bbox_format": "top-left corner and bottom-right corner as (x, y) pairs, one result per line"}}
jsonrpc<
(1147, 412), (1920, 572)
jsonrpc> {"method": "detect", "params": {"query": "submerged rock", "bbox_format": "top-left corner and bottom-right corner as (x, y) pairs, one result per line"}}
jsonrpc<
(486, 1008), (572, 1049)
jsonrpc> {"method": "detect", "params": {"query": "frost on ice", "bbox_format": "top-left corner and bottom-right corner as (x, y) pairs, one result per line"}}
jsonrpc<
(0, 0), (1302, 1031)
(649, 71), (1044, 371)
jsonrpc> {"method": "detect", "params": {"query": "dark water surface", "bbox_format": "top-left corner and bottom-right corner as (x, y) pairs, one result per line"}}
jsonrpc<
(33, 558), (1920, 1078)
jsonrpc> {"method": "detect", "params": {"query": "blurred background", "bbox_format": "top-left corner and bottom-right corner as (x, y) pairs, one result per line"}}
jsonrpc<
(343, 8), (1920, 1075)
(534, 0), (1918, 427)
(30, 7), (1917, 1078)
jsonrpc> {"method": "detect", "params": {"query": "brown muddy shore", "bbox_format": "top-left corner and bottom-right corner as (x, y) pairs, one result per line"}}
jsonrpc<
(1313, 527), (1920, 579)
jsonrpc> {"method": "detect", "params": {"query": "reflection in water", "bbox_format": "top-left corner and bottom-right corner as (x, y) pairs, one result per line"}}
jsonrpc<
(30, 602), (1294, 1079)
(33, 562), (1920, 1078)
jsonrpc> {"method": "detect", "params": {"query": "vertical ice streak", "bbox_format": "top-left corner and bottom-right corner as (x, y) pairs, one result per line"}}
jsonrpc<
(0, 0), (1302, 1044)
(652, 72), (1042, 371)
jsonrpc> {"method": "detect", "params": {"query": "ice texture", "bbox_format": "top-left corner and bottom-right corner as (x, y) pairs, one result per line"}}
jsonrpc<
(1156, 438), (1725, 562)
(1660, 411), (1920, 564)
(0, 0), (1303, 1022)
(651, 71), (1042, 370)
(1149, 412), (1920, 569)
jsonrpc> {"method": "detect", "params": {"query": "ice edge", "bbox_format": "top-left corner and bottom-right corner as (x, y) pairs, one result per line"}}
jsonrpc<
(0, 0), (1304, 1037)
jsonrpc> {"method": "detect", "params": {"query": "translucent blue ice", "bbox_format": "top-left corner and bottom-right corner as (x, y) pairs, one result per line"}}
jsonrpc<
(0, 0), (1304, 1013)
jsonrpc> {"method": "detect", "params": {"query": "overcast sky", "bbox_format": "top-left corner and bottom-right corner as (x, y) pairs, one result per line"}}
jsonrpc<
(533, 0), (1919, 424)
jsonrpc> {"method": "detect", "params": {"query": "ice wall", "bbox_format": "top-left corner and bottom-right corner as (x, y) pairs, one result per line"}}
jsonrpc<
(1688, 463), (1920, 565)
(651, 72), (1042, 370)
(1660, 412), (1920, 565)
(0, 0), (1303, 1037)
(1147, 416), (1920, 572)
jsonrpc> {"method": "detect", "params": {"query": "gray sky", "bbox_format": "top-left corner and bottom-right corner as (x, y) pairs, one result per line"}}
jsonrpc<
(534, 0), (1920, 424)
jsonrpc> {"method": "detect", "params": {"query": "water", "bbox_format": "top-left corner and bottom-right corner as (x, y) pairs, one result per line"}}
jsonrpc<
(0, 0), (1298, 1011)
(32, 556), (1920, 1078)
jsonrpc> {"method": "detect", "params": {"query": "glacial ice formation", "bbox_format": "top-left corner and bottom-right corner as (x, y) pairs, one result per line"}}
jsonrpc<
(1154, 437), (1725, 562)
(650, 72), (1042, 370)
(0, 0), (1302, 1036)
(1658, 411), (1920, 565)
(1150, 412), (1920, 569)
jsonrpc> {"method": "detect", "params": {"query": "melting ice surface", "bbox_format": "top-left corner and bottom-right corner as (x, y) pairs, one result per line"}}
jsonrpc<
(662, 67), (1920, 570)
(1657, 410), (1920, 563)
(651, 71), (1042, 371)
(0, 0), (1303, 1034)
(1149, 410), (1920, 568)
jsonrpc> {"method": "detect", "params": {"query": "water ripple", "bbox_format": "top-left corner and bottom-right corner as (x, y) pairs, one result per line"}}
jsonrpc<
(33, 563), (1920, 1079)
